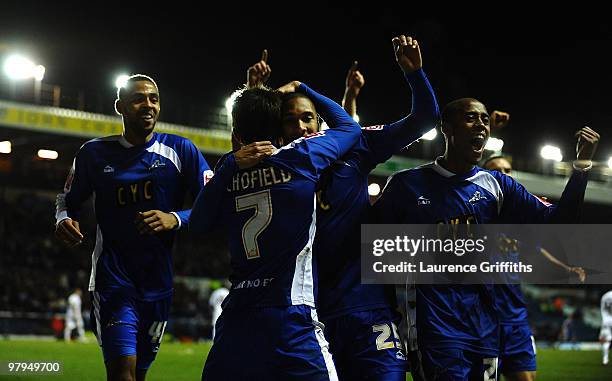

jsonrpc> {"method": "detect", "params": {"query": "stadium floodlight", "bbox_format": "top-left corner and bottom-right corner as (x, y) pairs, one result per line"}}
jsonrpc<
(540, 145), (563, 162)
(115, 74), (130, 89)
(3, 54), (45, 81)
(608, 156), (612, 169)
(353, 114), (360, 123)
(37, 149), (58, 160)
(0, 141), (11, 154)
(485, 137), (504, 152)
(33, 65), (46, 81)
(420, 128), (437, 141)
(368, 182), (381, 197)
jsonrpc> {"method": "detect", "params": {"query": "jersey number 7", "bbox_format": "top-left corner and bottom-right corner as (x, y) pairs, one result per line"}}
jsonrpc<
(235, 190), (272, 259)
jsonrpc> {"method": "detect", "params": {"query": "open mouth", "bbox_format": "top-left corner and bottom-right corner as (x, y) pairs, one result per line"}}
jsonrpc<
(471, 135), (486, 152)
(140, 113), (154, 122)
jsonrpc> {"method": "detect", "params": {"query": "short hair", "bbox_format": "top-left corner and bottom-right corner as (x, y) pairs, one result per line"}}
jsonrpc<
(116, 74), (158, 100)
(281, 92), (311, 106)
(441, 98), (482, 126)
(231, 86), (282, 144)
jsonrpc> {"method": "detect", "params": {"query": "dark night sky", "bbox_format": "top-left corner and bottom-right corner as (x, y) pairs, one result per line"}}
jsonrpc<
(1, 6), (612, 163)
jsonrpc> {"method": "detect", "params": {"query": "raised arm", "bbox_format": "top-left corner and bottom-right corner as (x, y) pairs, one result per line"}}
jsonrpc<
(247, 49), (272, 89)
(342, 61), (365, 118)
(358, 35), (440, 170)
(270, 81), (362, 180)
(501, 127), (600, 223)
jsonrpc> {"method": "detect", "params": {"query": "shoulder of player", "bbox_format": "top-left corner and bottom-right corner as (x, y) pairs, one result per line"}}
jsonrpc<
(384, 167), (423, 190)
(81, 135), (122, 148)
(390, 162), (434, 180)
(75, 135), (123, 158)
(155, 133), (197, 148)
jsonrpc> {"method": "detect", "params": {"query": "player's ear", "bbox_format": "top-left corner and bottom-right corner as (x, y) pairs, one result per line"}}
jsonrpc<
(231, 129), (244, 150)
(440, 120), (452, 136)
(114, 99), (123, 116)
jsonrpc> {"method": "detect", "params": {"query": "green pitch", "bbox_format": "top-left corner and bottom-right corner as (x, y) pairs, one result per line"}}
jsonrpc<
(1, 339), (611, 380)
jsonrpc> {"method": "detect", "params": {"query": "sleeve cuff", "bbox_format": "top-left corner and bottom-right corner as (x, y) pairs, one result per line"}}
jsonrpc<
(55, 211), (70, 227)
(170, 212), (182, 230)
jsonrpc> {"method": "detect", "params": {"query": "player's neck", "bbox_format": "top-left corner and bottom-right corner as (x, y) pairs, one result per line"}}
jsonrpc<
(440, 151), (475, 174)
(123, 128), (155, 146)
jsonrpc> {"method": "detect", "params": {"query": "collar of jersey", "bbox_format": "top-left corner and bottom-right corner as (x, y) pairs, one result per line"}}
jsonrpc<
(432, 157), (479, 180)
(119, 133), (157, 149)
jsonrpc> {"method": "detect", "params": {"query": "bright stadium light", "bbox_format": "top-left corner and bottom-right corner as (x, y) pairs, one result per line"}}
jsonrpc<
(115, 74), (130, 89)
(3, 54), (45, 81)
(608, 156), (612, 169)
(485, 137), (504, 152)
(353, 114), (360, 123)
(225, 90), (242, 114)
(540, 145), (562, 162)
(0, 141), (11, 154)
(37, 149), (58, 160)
(33, 65), (46, 81)
(368, 183), (381, 197)
(421, 128), (437, 141)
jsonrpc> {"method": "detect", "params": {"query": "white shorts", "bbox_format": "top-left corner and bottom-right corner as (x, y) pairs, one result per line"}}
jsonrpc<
(65, 317), (84, 330)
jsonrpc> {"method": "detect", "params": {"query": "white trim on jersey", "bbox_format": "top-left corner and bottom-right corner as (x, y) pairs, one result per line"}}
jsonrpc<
(146, 141), (182, 173)
(310, 308), (339, 381)
(290, 195), (317, 307)
(92, 291), (103, 346)
(88, 225), (104, 292)
(466, 171), (504, 214)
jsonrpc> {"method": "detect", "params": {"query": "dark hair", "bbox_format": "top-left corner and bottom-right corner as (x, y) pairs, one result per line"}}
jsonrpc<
(116, 74), (158, 100)
(232, 86), (282, 144)
(441, 98), (482, 127)
(281, 92), (311, 105)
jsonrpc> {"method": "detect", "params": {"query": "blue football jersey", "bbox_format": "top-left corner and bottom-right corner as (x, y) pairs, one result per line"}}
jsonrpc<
(315, 69), (440, 319)
(190, 83), (361, 311)
(373, 159), (588, 353)
(56, 133), (211, 301)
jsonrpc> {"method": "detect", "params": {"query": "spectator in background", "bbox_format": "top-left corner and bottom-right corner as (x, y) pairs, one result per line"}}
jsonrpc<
(559, 309), (582, 343)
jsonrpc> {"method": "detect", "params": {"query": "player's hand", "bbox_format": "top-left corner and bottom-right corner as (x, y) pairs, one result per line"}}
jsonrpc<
(135, 210), (179, 234)
(247, 49), (272, 89)
(345, 61), (365, 97)
(570, 266), (586, 283)
(55, 218), (84, 247)
(276, 81), (301, 94)
(575, 126), (600, 161)
(491, 110), (510, 130)
(392, 35), (422, 75)
(234, 141), (276, 169)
